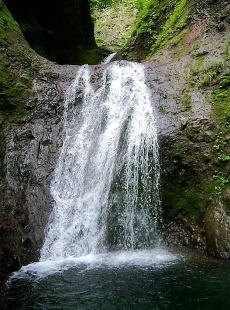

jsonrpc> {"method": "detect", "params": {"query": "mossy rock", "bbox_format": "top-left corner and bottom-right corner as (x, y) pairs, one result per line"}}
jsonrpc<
(0, 1), (32, 122)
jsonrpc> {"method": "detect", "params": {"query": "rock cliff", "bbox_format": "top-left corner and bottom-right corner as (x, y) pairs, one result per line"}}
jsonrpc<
(132, 0), (230, 258)
(0, 0), (229, 282)
(0, 0), (79, 281)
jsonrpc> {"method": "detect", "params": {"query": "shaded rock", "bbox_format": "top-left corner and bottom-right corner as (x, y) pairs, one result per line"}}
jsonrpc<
(205, 201), (230, 258)
(4, 0), (104, 65)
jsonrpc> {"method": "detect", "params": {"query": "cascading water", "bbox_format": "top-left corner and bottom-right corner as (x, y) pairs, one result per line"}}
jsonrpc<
(102, 52), (117, 64)
(41, 61), (161, 261)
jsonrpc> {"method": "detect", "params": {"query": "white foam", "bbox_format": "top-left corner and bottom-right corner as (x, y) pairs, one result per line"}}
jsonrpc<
(9, 248), (177, 280)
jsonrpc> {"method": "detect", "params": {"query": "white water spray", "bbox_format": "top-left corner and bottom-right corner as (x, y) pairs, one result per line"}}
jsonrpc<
(102, 52), (117, 64)
(41, 61), (161, 261)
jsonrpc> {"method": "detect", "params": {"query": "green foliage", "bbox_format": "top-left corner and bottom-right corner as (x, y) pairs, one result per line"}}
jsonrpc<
(213, 131), (228, 151)
(212, 110), (230, 197)
(201, 61), (224, 87)
(92, 0), (137, 51)
(222, 42), (230, 61)
(136, 0), (145, 11)
(105, 0), (195, 58)
(190, 59), (230, 114)
(191, 55), (207, 76)
(213, 112), (230, 165)
(217, 153), (230, 162)
(169, 29), (189, 47)
(224, 110), (230, 122)
(215, 22), (226, 32)
(121, 0), (192, 59)
(91, 0), (145, 11)
(211, 89), (230, 196)
(90, 0), (121, 10)
(151, 0), (191, 53)
(212, 71), (230, 121)
(131, 0), (161, 37)
(219, 72), (230, 89)
(212, 172), (229, 197)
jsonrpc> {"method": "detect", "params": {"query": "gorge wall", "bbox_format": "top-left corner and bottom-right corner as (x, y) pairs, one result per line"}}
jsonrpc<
(0, 0), (79, 281)
(130, 0), (230, 257)
(4, 0), (104, 65)
(0, 0), (230, 282)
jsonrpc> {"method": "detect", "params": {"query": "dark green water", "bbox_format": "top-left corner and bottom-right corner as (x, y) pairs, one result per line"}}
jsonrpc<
(1, 249), (230, 310)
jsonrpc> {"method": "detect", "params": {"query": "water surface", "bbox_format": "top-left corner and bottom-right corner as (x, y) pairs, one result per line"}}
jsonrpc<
(1, 248), (229, 310)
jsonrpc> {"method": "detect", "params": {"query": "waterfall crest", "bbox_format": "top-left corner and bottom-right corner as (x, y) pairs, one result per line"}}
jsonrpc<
(41, 61), (160, 261)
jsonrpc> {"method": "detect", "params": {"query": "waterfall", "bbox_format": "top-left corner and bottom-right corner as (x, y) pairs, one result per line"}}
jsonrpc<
(102, 52), (117, 64)
(41, 61), (161, 261)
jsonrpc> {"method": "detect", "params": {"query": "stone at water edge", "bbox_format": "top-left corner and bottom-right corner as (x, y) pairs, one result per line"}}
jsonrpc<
(204, 201), (230, 259)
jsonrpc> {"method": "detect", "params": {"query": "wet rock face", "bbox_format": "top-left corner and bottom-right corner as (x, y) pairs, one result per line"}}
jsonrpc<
(143, 63), (210, 253)
(143, 19), (230, 257)
(205, 202), (230, 258)
(0, 62), (79, 281)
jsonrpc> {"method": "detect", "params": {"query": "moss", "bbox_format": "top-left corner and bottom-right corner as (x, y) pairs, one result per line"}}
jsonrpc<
(189, 59), (228, 92)
(209, 69), (230, 197)
(169, 29), (189, 47)
(92, 0), (137, 51)
(162, 136), (211, 219)
(181, 91), (192, 110)
(122, 0), (193, 60)
(0, 51), (32, 121)
(0, 2), (31, 122)
(120, 0), (178, 59)
(0, 0), (21, 45)
(173, 45), (190, 58)
(187, 54), (230, 198)
(151, 0), (192, 53)
(196, 60), (230, 121)
(212, 113), (230, 198)
(164, 168), (206, 218)
(191, 55), (207, 76)
(41, 139), (52, 146)
(201, 61), (224, 87)
(222, 41), (230, 61)
(77, 47), (104, 65)
(212, 84), (230, 121)
(173, 42), (201, 59)
(215, 22), (226, 32)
